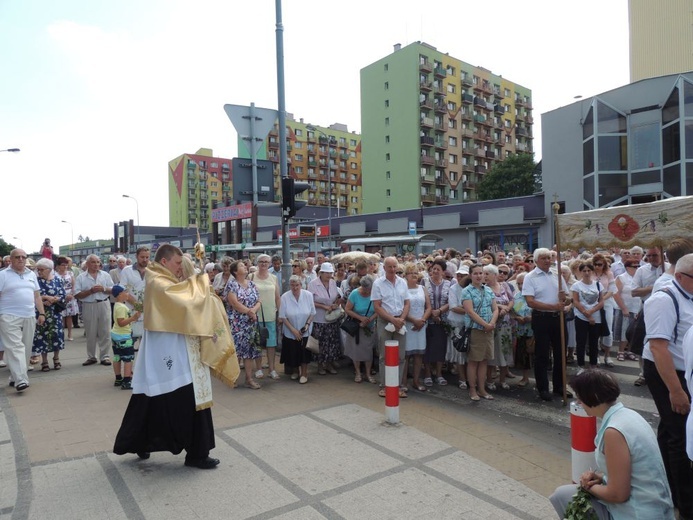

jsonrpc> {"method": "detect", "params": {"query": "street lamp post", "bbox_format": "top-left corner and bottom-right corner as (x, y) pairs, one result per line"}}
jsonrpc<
(122, 194), (140, 252)
(61, 220), (73, 256)
(0, 148), (20, 153)
(306, 125), (334, 251)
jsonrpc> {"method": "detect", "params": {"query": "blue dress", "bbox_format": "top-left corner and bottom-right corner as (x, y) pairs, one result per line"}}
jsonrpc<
(33, 277), (66, 354)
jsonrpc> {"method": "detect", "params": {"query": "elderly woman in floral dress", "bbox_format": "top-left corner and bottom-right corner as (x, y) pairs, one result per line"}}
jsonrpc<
(308, 263), (343, 375)
(223, 261), (263, 389)
(33, 258), (66, 371)
(55, 256), (78, 342)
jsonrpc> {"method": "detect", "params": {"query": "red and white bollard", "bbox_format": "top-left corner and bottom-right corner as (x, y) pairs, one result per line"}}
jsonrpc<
(570, 401), (596, 483)
(384, 340), (400, 424)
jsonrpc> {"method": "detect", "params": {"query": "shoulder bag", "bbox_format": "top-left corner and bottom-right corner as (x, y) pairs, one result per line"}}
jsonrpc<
(257, 304), (269, 348)
(597, 282), (610, 337)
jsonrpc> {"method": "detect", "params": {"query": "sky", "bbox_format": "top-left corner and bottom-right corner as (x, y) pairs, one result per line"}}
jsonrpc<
(0, 0), (629, 254)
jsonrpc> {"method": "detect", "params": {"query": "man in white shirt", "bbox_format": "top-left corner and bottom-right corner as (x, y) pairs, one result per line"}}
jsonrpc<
(0, 249), (46, 391)
(75, 255), (114, 366)
(632, 246), (668, 301)
(642, 253), (693, 518)
(119, 247), (150, 340)
(304, 256), (317, 283)
(372, 256), (410, 394)
(522, 248), (571, 401)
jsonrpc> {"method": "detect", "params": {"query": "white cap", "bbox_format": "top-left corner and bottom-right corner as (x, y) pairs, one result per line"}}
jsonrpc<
(319, 262), (335, 273)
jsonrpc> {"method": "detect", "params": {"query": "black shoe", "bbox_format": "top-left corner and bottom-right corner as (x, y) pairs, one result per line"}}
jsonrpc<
(553, 390), (574, 398)
(100, 359), (112, 366)
(137, 452), (150, 460)
(539, 391), (553, 401)
(184, 456), (220, 469)
(114, 379), (123, 387)
(9, 381), (15, 387)
(15, 382), (29, 392)
(121, 381), (132, 390)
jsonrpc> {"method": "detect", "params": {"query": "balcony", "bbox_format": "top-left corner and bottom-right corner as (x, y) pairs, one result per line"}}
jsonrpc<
(485, 150), (496, 159)
(419, 80), (432, 92)
(473, 115), (486, 124)
(434, 123), (446, 133)
(420, 116), (434, 128)
(474, 148), (486, 158)
(434, 102), (447, 113)
(515, 98), (525, 107)
(462, 93), (474, 104)
(222, 185), (231, 192)
(420, 99), (433, 110)
(434, 67), (447, 78)
(494, 105), (505, 115)
(461, 128), (474, 137)
(526, 115), (534, 125)
(187, 181), (197, 189)
(421, 194), (436, 203)
(269, 155), (279, 163)
(433, 85), (445, 96)
(435, 175), (447, 186)
(434, 139), (448, 150)
(421, 155), (435, 165)
(481, 82), (493, 94)
(461, 76), (473, 87)
(516, 127), (528, 136)
(516, 112), (525, 121)
(474, 97), (486, 108)
(420, 135), (435, 147)
(436, 196), (449, 204)
(493, 88), (503, 99)
(420, 174), (435, 185)
(475, 165), (487, 174)
(462, 180), (475, 189)
(435, 159), (447, 168)
(516, 142), (529, 152)
(419, 60), (433, 73)
(340, 152), (350, 160)
(268, 140), (279, 149)
(199, 182), (207, 189)
(462, 163), (475, 173)
(460, 111), (472, 122)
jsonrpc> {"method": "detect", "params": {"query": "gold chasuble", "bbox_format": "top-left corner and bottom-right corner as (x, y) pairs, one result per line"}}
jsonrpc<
(144, 262), (240, 409)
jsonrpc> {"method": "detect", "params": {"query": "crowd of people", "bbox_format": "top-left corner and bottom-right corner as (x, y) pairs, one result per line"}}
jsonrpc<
(1, 239), (693, 517)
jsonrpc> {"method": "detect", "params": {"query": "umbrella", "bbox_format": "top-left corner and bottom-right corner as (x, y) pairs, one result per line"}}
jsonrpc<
(329, 251), (379, 264)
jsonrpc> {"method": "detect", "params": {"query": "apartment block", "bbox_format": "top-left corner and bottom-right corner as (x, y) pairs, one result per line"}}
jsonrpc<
(168, 148), (233, 232)
(360, 41), (533, 213)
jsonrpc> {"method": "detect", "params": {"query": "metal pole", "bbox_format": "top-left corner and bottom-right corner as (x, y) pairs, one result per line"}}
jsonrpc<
(314, 224), (318, 257)
(249, 103), (259, 207)
(276, 0), (291, 293)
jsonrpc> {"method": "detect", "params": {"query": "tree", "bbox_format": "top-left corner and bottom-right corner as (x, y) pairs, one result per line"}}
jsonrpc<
(0, 237), (15, 257)
(476, 153), (540, 201)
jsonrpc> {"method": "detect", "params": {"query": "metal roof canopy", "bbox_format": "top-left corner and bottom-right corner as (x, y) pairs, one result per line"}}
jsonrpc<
(341, 234), (443, 246)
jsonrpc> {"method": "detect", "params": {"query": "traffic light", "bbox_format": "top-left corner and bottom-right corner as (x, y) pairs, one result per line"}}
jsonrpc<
(281, 177), (309, 221)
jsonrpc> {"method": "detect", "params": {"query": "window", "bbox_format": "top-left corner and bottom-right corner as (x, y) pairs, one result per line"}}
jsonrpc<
(211, 191), (218, 197)
(385, 100), (389, 108)
(473, 75), (479, 85)
(384, 81), (389, 90)
(450, 189), (457, 199)
(447, 101), (457, 111)
(351, 162), (357, 169)
(386, 189), (391, 197)
(210, 162), (218, 168)
(450, 172), (457, 182)
(386, 207), (391, 212)
(448, 118), (456, 129)
(449, 154), (458, 164)
(449, 136), (458, 146)
(446, 65), (455, 76)
(211, 181), (218, 187)
(294, 142), (302, 149)
(351, 196), (358, 203)
(386, 153), (390, 161)
(384, 63), (388, 71)
(295, 129), (302, 136)
(351, 173), (357, 181)
(294, 166), (303, 174)
(351, 185), (358, 192)
(447, 83), (456, 94)
(385, 117), (390, 126)
(339, 137), (346, 145)
(295, 154), (303, 161)
(350, 139), (357, 146)
(386, 171), (391, 179)
(504, 88), (510, 97)
(385, 135), (390, 143)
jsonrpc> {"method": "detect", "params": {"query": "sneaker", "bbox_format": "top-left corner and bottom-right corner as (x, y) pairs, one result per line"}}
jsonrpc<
(0, 360), (6, 368)
(299, 376), (308, 384)
(254, 370), (264, 379)
(486, 383), (496, 391)
(290, 373), (299, 380)
(121, 381), (132, 390)
(269, 370), (280, 380)
(114, 378), (123, 387)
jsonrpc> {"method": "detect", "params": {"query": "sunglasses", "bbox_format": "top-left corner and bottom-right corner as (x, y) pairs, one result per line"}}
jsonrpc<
(580, 267), (594, 271)
(594, 263), (604, 267)
(498, 270), (509, 275)
(396, 271), (404, 275)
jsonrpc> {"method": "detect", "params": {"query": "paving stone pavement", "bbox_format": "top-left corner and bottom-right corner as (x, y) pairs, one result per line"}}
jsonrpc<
(0, 334), (570, 519)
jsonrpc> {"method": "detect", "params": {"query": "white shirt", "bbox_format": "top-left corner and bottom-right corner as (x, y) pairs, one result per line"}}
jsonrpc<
(0, 268), (39, 317)
(119, 265), (146, 315)
(132, 331), (191, 396)
(652, 272), (675, 293)
(632, 262), (670, 301)
(74, 270), (114, 302)
(616, 271), (642, 314)
(371, 275), (409, 316)
(278, 289), (316, 340)
(682, 326), (693, 460)
(522, 267), (568, 304)
(642, 281), (693, 371)
(571, 280), (603, 323)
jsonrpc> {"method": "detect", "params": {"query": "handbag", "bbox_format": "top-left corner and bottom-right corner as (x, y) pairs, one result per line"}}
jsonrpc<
(340, 317), (360, 337)
(53, 300), (67, 312)
(305, 335), (320, 354)
(626, 311), (646, 355)
(452, 327), (471, 353)
(596, 282), (610, 337)
(325, 306), (345, 323)
(257, 304), (269, 348)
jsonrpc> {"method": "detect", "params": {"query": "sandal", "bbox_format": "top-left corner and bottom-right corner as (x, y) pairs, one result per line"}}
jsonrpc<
(413, 382), (427, 392)
(398, 389), (408, 398)
(354, 374), (363, 383)
(30, 356), (40, 365)
(244, 380), (261, 390)
(41, 363), (50, 372)
(367, 376), (377, 384)
(617, 353), (625, 362)
(423, 377), (433, 387)
(436, 376), (448, 386)
(53, 360), (61, 370)
(625, 352), (639, 361)
(458, 380), (467, 390)
(517, 379), (529, 387)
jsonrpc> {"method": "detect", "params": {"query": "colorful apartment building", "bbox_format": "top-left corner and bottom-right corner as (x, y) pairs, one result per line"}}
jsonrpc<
(245, 116), (363, 216)
(360, 41), (533, 214)
(168, 148), (233, 232)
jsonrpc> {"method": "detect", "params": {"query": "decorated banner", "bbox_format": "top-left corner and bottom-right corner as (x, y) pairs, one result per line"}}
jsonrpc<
(556, 196), (693, 249)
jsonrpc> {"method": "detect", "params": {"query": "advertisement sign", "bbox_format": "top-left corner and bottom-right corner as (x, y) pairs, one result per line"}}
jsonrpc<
(277, 225), (329, 239)
(212, 202), (253, 223)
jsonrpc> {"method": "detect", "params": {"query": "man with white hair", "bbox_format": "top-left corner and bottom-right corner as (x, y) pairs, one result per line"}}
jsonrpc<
(0, 249), (46, 391)
(304, 256), (317, 283)
(522, 248), (571, 401)
(75, 255), (114, 366)
(643, 253), (693, 518)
